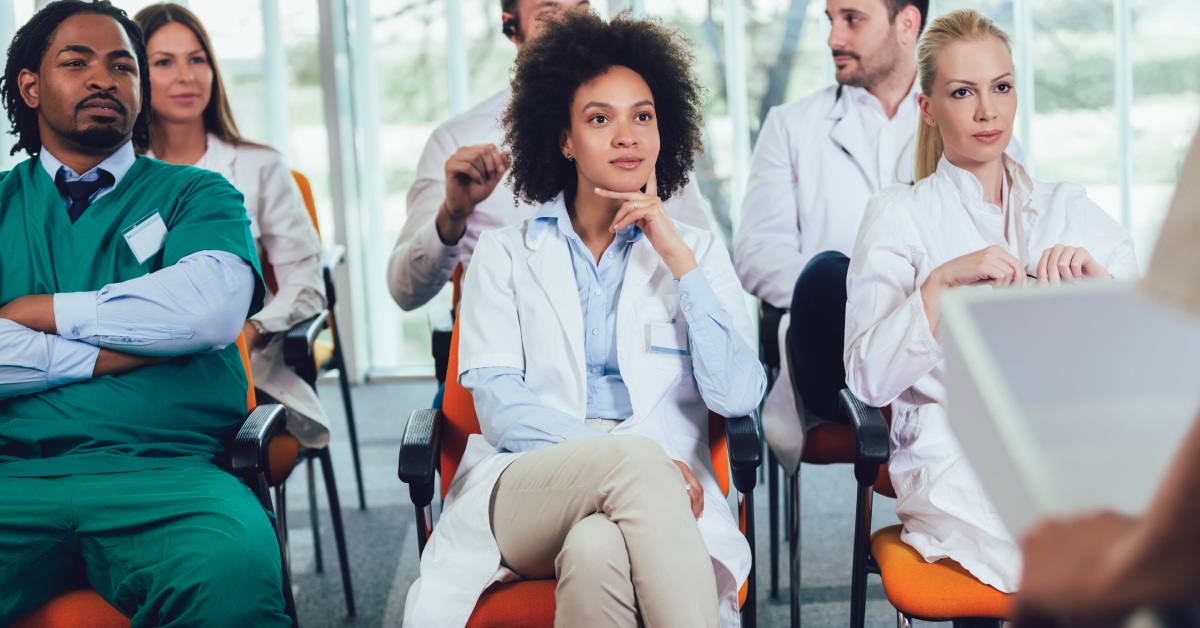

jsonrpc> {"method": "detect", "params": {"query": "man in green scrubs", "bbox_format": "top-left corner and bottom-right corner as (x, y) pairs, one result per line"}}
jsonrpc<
(0, 1), (289, 625)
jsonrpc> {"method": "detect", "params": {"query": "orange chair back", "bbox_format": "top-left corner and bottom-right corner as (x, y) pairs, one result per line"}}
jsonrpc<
(236, 333), (257, 412)
(450, 262), (464, 315)
(290, 170), (321, 238)
(439, 314), (481, 498)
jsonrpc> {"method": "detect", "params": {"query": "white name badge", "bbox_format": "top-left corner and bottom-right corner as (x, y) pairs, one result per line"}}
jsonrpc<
(649, 320), (690, 356)
(122, 211), (168, 264)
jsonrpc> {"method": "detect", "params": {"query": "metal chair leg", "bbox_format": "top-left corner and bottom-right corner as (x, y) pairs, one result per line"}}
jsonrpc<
(742, 490), (758, 628)
(307, 456), (323, 573)
(850, 483), (875, 628)
(273, 482), (289, 556)
(897, 611), (912, 628)
(328, 311), (366, 511)
(789, 470), (802, 628)
(768, 450), (780, 600)
(318, 447), (356, 616)
(258, 473), (299, 627)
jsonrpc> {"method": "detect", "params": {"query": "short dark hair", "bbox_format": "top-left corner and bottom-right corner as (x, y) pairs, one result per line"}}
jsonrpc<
(503, 10), (704, 204)
(1, 0), (152, 157)
(885, 0), (929, 35)
(500, 0), (518, 13)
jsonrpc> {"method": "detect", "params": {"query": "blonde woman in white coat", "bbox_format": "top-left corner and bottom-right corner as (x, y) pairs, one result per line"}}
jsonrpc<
(405, 12), (765, 628)
(844, 9), (1138, 596)
(136, 3), (329, 448)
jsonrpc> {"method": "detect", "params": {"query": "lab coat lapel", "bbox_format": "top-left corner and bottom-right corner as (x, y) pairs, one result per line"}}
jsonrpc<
(828, 90), (880, 191)
(620, 237), (680, 425)
(526, 228), (585, 384)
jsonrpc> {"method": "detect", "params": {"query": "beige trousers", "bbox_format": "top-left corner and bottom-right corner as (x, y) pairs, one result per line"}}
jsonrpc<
(489, 430), (720, 628)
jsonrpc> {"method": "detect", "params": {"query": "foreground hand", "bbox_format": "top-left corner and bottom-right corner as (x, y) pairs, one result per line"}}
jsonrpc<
(673, 460), (704, 519)
(1035, 245), (1109, 285)
(595, 171), (697, 279)
(0, 294), (56, 333)
(1014, 511), (1141, 626)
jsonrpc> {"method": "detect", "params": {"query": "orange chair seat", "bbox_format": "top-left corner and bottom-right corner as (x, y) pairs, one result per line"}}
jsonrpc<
(800, 423), (856, 464)
(870, 525), (1012, 621)
(12, 589), (129, 628)
(467, 580), (556, 627)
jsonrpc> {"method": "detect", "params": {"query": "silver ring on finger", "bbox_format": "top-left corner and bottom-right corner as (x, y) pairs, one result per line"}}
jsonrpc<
(683, 482), (692, 493)
(633, 201), (639, 210)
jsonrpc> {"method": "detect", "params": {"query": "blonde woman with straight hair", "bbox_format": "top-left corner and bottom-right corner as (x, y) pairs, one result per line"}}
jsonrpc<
(843, 9), (1138, 596)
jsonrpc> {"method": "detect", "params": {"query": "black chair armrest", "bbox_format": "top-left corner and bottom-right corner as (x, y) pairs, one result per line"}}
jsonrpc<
(322, 244), (346, 309)
(399, 408), (444, 508)
(283, 310), (329, 370)
(838, 389), (890, 486)
(428, 309), (454, 385)
(231, 403), (288, 477)
(758, 302), (787, 377)
(725, 411), (763, 495)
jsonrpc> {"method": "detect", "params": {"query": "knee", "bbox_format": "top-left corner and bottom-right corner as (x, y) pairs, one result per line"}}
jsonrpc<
(556, 516), (629, 576)
(149, 528), (287, 626)
(793, 251), (850, 306)
(594, 435), (680, 492)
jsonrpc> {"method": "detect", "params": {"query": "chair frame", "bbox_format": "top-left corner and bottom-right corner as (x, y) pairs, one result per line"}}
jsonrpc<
(398, 408), (764, 626)
(280, 308), (356, 617)
(838, 389), (1007, 628)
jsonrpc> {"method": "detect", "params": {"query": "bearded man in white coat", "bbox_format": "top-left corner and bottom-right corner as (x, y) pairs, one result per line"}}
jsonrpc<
(386, 0), (710, 313)
(735, 0), (935, 469)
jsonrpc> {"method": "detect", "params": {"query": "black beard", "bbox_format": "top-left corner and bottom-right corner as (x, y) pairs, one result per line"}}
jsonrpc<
(64, 124), (128, 151)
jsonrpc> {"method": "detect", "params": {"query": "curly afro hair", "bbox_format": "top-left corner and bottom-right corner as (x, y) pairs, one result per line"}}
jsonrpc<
(502, 10), (704, 205)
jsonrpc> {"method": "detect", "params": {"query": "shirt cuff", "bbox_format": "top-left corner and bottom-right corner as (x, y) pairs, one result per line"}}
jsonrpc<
(46, 336), (99, 386)
(675, 268), (723, 321)
(53, 291), (100, 341)
(421, 216), (462, 269)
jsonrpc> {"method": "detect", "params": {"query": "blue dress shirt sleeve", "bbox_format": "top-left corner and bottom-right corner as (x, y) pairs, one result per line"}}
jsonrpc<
(52, 250), (255, 356)
(676, 268), (766, 418)
(461, 366), (605, 453)
(0, 319), (99, 400)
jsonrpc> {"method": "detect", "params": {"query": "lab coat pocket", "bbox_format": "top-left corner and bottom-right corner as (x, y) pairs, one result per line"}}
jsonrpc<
(636, 295), (693, 374)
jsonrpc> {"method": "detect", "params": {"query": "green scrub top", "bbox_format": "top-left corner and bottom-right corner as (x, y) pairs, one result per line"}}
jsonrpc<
(0, 153), (265, 477)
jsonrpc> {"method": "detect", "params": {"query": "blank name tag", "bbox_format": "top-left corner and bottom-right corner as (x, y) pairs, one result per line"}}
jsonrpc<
(122, 211), (168, 264)
(649, 321), (690, 356)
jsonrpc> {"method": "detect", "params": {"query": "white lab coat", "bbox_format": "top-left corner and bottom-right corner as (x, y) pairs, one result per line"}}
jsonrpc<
(736, 84), (1023, 472)
(843, 155), (1138, 592)
(736, 84), (919, 472)
(387, 88), (714, 311)
(403, 203), (754, 627)
(153, 136), (330, 447)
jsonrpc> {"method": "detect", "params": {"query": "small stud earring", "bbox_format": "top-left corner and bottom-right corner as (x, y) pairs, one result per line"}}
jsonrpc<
(565, 153), (574, 161)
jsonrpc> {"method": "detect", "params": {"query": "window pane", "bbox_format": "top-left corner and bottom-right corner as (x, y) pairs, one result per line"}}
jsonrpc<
(364, 0), (453, 373)
(1129, 0), (1200, 261)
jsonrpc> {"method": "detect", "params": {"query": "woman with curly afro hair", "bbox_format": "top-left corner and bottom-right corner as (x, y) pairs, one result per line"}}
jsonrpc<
(403, 10), (765, 628)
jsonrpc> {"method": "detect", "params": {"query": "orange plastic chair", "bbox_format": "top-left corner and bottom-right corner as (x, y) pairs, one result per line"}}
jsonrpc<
(13, 336), (296, 627)
(838, 390), (1012, 627)
(399, 314), (762, 626)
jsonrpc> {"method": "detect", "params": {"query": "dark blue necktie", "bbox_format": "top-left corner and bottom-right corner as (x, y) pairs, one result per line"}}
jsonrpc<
(55, 168), (114, 223)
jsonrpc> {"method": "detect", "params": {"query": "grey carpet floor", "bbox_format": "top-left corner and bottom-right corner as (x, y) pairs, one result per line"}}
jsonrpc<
(283, 379), (942, 627)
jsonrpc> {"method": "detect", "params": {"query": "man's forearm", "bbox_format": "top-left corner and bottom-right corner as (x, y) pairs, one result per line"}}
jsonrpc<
(93, 348), (169, 377)
(0, 294), (56, 334)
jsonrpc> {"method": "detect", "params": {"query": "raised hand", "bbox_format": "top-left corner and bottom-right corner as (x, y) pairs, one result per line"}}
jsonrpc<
(594, 170), (697, 279)
(437, 144), (511, 244)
